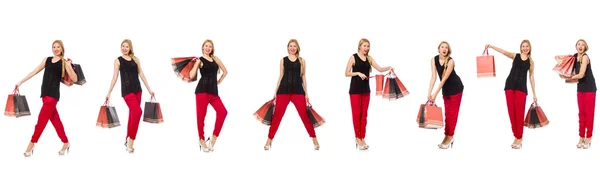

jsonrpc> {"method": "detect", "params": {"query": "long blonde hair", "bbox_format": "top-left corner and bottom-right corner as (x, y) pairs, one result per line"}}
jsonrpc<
(357, 38), (373, 72)
(52, 40), (66, 78)
(121, 39), (140, 72)
(287, 39), (304, 75)
(202, 39), (221, 74)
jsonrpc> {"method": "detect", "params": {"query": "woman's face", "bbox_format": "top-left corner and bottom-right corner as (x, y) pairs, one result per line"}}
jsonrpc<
(121, 42), (130, 55)
(438, 43), (449, 56)
(520, 42), (530, 55)
(288, 42), (298, 55)
(576, 41), (586, 54)
(203, 42), (213, 55)
(359, 42), (370, 54)
(52, 43), (62, 56)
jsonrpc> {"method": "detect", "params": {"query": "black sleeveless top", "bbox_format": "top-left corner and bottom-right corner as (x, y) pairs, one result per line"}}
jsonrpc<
(349, 53), (371, 94)
(277, 56), (305, 95)
(195, 57), (220, 95)
(118, 56), (143, 97)
(574, 53), (597, 92)
(40, 57), (62, 101)
(434, 55), (464, 96)
(504, 53), (530, 95)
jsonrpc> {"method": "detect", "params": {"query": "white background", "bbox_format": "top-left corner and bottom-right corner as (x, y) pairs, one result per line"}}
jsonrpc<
(1, 0), (599, 181)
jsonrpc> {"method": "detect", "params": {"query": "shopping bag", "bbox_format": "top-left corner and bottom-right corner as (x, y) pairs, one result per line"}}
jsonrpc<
(171, 57), (198, 82)
(553, 55), (575, 76)
(253, 99), (275, 125)
(4, 87), (31, 118)
(416, 100), (444, 129)
(306, 101), (325, 128)
(476, 45), (496, 77)
(375, 74), (384, 96)
(97, 100), (121, 128)
(143, 96), (164, 124)
(381, 70), (409, 100)
(524, 101), (549, 129)
(72, 63), (86, 85)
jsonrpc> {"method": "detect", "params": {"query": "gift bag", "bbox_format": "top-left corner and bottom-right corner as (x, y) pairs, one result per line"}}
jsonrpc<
(553, 55), (576, 76)
(143, 96), (164, 124)
(306, 102), (325, 128)
(72, 63), (86, 85)
(524, 101), (549, 129)
(96, 100), (121, 128)
(416, 100), (444, 129)
(171, 57), (198, 82)
(476, 45), (496, 77)
(253, 99), (275, 125)
(4, 87), (31, 118)
(382, 70), (409, 100)
(374, 74), (384, 96)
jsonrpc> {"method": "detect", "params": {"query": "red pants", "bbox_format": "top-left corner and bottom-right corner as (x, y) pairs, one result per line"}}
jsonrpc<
(196, 93), (228, 140)
(268, 94), (316, 139)
(30, 96), (69, 143)
(505, 90), (526, 139)
(124, 92), (143, 140)
(350, 93), (370, 139)
(442, 92), (463, 136)
(577, 92), (596, 138)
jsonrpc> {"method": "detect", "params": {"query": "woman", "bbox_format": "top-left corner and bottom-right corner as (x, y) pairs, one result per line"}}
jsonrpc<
(264, 39), (320, 151)
(105, 39), (155, 153)
(17, 40), (78, 157)
(555, 39), (595, 149)
(189, 39), (229, 153)
(344, 38), (393, 150)
(427, 41), (464, 149)
(487, 40), (538, 149)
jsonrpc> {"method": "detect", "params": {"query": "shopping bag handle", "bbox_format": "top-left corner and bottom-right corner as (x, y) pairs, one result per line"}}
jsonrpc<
(103, 99), (113, 106)
(482, 45), (490, 56)
(425, 100), (437, 106)
(149, 96), (157, 102)
(12, 86), (20, 95)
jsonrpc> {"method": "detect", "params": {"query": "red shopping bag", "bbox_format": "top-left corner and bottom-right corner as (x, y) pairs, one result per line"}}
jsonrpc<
(524, 101), (549, 129)
(375, 74), (384, 96)
(477, 45), (496, 78)
(416, 100), (444, 129)
(553, 55), (575, 76)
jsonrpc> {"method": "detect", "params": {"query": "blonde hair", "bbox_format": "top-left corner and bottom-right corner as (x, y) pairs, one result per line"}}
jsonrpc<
(121, 39), (140, 72)
(520, 39), (533, 63)
(357, 38), (373, 72)
(438, 41), (452, 57)
(52, 40), (66, 78)
(202, 39), (221, 74)
(576, 39), (589, 53)
(287, 39), (305, 75)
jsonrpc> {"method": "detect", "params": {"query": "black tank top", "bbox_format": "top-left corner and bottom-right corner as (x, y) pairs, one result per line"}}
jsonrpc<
(195, 57), (220, 95)
(40, 57), (62, 101)
(118, 56), (143, 97)
(574, 53), (597, 92)
(349, 53), (371, 94)
(277, 56), (305, 95)
(434, 55), (464, 96)
(504, 53), (530, 95)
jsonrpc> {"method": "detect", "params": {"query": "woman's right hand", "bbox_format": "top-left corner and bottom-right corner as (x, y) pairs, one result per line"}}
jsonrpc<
(105, 94), (110, 101)
(357, 73), (367, 80)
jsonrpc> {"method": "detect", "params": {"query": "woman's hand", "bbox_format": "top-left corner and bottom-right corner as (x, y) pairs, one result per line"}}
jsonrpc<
(357, 72), (367, 80)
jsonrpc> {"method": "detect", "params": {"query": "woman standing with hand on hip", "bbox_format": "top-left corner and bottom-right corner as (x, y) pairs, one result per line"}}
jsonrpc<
(18, 40), (78, 157)
(555, 39), (596, 149)
(188, 39), (229, 153)
(345, 38), (393, 150)
(263, 39), (320, 151)
(487, 39), (538, 149)
(427, 41), (464, 149)
(105, 39), (155, 153)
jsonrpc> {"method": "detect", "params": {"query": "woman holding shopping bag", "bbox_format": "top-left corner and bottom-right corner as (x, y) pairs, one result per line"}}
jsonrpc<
(105, 39), (155, 153)
(345, 38), (393, 150)
(487, 40), (538, 149)
(427, 41), (464, 149)
(555, 39), (596, 149)
(188, 39), (229, 153)
(263, 39), (320, 151)
(17, 40), (78, 157)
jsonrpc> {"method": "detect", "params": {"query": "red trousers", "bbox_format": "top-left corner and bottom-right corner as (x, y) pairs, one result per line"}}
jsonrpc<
(268, 94), (316, 139)
(505, 90), (526, 139)
(196, 93), (228, 141)
(30, 96), (69, 143)
(577, 92), (596, 138)
(124, 92), (143, 140)
(442, 92), (463, 136)
(350, 93), (370, 139)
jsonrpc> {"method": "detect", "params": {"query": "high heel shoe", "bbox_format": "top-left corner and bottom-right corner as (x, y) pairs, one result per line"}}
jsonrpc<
(23, 147), (35, 157)
(199, 140), (211, 153)
(511, 144), (522, 149)
(264, 140), (273, 151)
(438, 140), (454, 149)
(58, 144), (71, 155)
(314, 145), (320, 150)
(355, 143), (367, 150)
(125, 141), (134, 153)
(577, 142), (585, 148)
(206, 137), (214, 152)
(583, 142), (592, 149)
